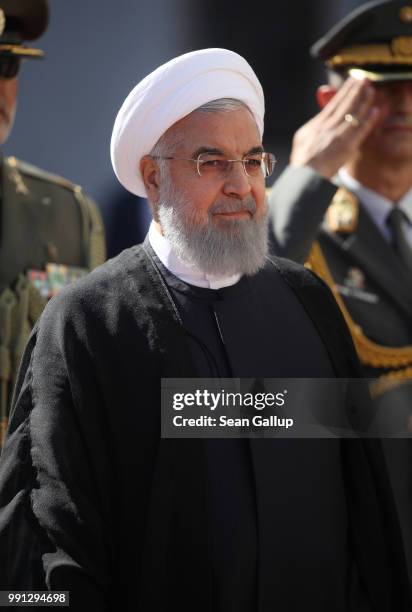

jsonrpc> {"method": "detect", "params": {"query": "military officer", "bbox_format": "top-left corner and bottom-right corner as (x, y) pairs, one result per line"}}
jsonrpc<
(268, 0), (412, 584)
(0, 0), (106, 447)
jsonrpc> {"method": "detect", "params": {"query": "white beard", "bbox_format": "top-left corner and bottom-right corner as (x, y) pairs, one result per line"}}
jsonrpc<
(157, 180), (268, 277)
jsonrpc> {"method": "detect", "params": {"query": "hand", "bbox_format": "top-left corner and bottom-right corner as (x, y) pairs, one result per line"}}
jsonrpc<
(290, 78), (383, 179)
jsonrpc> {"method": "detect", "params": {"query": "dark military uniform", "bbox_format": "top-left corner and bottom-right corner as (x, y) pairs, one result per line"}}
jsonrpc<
(270, 170), (412, 389)
(268, 0), (412, 586)
(0, 1), (106, 444)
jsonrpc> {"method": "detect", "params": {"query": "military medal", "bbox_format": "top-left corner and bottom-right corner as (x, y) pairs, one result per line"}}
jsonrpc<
(28, 264), (88, 299)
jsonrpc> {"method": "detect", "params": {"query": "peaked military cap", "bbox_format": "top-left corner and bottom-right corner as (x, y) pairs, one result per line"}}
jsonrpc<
(311, 0), (412, 81)
(0, 0), (48, 61)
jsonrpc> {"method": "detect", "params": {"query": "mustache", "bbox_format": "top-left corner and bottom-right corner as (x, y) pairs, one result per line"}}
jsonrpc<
(209, 197), (257, 216)
(383, 115), (412, 128)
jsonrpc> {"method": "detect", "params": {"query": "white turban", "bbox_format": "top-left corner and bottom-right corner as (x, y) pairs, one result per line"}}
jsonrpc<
(110, 48), (265, 197)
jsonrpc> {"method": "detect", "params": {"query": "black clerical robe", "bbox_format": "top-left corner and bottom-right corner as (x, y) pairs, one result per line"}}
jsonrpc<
(154, 252), (350, 612)
(0, 244), (410, 611)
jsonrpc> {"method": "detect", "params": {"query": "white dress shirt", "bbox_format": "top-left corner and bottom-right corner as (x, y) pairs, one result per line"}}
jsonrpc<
(148, 221), (241, 289)
(338, 167), (412, 247)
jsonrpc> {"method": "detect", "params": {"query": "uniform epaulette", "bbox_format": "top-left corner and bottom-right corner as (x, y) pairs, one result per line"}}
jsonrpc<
(6, 156), (82, 193)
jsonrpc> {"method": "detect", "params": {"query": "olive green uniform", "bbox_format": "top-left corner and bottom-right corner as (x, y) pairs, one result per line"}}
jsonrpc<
(0, 156), (105, 444)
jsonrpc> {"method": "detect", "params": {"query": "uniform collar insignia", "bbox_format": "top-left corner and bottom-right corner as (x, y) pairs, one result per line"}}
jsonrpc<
(327, 187), (359, 233)
(6, 157), (29, 196)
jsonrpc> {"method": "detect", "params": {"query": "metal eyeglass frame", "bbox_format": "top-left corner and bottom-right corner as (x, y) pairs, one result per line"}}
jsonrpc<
(151, 152), (276, 178)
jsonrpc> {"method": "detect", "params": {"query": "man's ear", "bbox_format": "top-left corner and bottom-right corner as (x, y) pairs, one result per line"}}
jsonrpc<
(140, 155), (161, 204)
(316, 85), (337, 109)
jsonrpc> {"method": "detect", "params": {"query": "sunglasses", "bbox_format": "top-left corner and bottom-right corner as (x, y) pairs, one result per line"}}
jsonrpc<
(0, 55), (20, 79)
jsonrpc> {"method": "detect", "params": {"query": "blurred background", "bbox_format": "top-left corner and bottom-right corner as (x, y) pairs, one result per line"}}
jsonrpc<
(6, 0), (367, 257)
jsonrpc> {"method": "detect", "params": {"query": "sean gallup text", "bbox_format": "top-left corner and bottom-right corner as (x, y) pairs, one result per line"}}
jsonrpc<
(172, 415), (294, 429)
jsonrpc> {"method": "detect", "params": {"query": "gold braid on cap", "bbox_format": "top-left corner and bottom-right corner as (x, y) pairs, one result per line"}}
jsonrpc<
(327, 38), (412, 67)
(0, 10), (5, 37)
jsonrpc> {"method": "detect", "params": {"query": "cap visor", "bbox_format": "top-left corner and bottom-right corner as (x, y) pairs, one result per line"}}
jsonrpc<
(349, 67), (412, 82)
(0, 45), (44, 59)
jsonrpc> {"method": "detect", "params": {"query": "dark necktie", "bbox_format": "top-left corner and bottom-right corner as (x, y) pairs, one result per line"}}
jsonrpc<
(387, 207), (412, 275)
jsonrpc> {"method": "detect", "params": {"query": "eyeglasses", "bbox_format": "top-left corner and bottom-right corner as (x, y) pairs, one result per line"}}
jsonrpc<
(0, 56), (21, 79)
(152, 152), (276, 178)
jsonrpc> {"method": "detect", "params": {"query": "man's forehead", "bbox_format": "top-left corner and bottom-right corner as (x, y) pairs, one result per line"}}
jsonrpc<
(171, 108), (262, 153)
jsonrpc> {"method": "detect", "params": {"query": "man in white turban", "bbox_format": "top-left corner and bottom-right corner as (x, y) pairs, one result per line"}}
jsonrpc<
(0, 48), (410, 611)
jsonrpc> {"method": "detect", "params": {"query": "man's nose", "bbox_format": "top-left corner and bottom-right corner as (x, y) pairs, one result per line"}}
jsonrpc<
(389, 81), (412, 109)
(222, 161), (253, 198)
